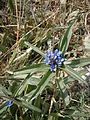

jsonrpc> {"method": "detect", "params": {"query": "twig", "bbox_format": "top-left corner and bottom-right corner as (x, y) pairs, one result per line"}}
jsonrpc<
(0, 25), (17, 27)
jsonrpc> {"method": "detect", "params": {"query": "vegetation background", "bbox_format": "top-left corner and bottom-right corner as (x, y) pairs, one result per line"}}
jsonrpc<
(0, 0), (90, 120)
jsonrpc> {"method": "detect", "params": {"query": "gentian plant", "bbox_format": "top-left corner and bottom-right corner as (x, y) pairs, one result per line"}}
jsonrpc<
(0, 20), (90, 119)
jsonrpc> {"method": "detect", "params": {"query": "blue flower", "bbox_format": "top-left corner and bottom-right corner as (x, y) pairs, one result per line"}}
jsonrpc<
(44, 49), (65, 72)
(6, 100), (13, 107)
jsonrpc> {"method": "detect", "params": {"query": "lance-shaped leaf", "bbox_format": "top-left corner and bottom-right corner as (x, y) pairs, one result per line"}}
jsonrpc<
(14, 74), (32, 97)
(14, 63), (49, 75)
(29, 70), (55, 101)
(62, 65), (86, 84)
(25, 41), (45, 57)
(14, 99), (41, 113)
(0, 85), (12, 96)
(59, 20), (75, 54)
(57, 78), (70, 107)
(68, 57), (90, 67)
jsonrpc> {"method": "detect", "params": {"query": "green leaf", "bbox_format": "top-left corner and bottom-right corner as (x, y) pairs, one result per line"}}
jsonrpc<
(0, 85), (12, 96)
(14, 99), (41, 113)
(68, 57), (90, 67)
(59, 21), (75, 54)
(29, 70), (55, 101)
(14, 63), (49, 75)
(0, 103), (7, 115)
(57, 78), (70, 107)
(15, 113), (18, 120)
(27, 77), (41, 86)
(10, 74), (28, 80)
(31, 96), (41, 119)
(63, 68), (88, 84)
(14, 74), (32, 96)
(62, 65), (86, 84)
(25, 41), (45, 57)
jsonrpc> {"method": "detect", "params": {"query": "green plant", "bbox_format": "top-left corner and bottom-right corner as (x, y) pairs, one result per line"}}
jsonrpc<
(0, 19), (90, 120)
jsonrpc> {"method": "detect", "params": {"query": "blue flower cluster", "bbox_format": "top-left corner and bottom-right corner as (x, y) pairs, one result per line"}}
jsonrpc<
(44, 49), (64, 72)
(6, 100), (13, 107)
